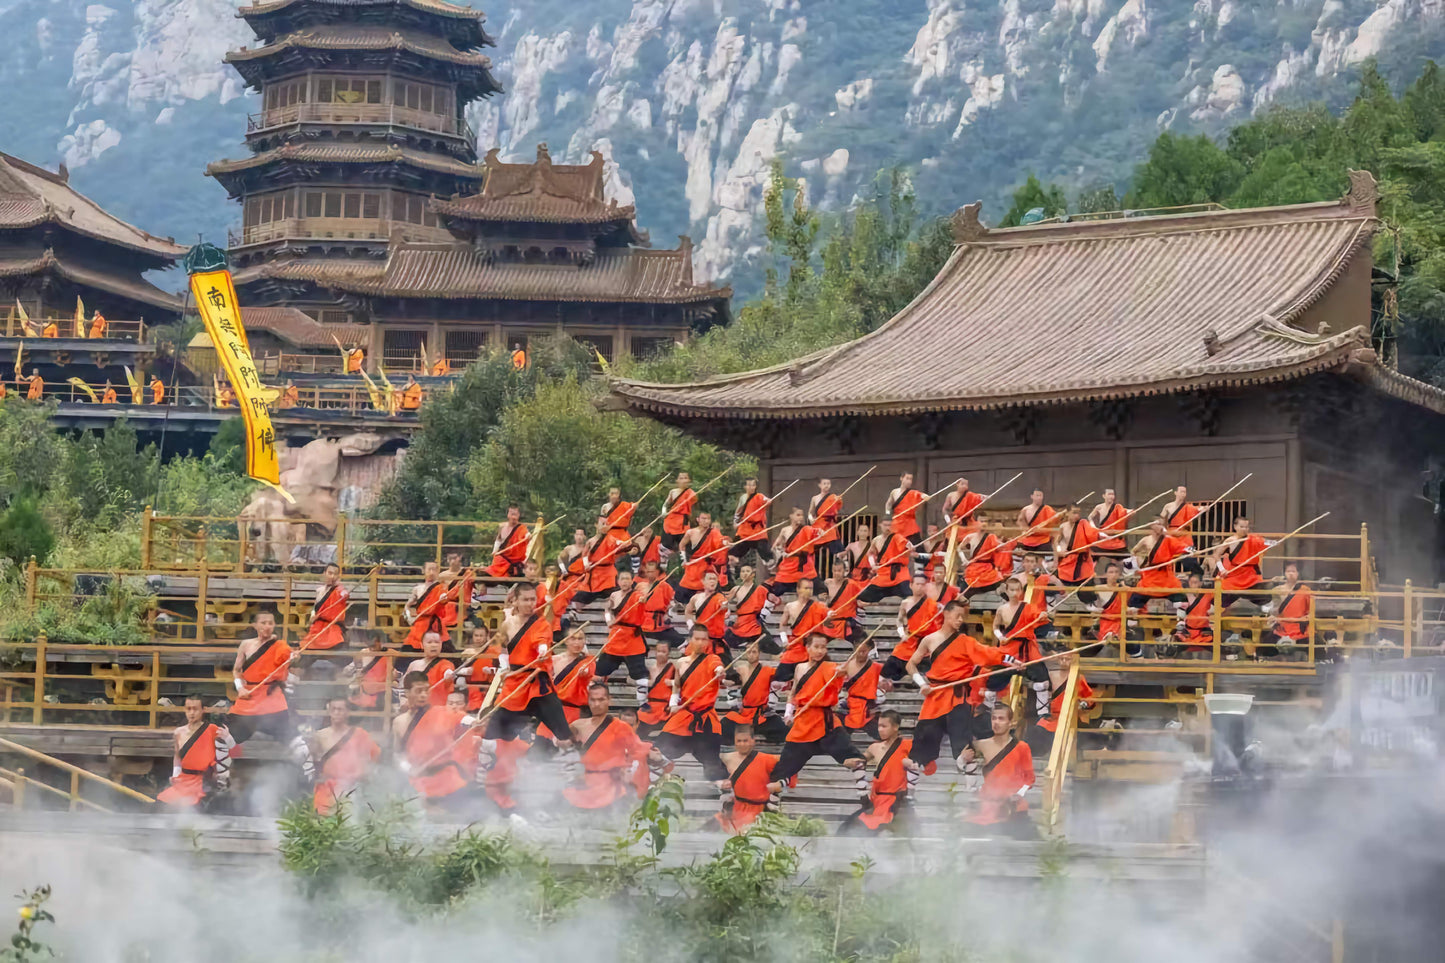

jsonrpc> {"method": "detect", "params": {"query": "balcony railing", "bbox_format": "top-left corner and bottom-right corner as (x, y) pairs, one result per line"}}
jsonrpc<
(17, 380), (423, 419)
(228, 217), (451, 248)
(1, 315), (148, 342)
(245, 103), (474, 143)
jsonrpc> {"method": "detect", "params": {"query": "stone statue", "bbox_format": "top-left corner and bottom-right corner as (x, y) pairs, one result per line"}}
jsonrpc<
(237, 432), (385, 566)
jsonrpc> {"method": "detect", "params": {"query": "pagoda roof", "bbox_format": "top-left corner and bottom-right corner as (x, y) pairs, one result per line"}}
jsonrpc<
(238, 0), (493, 47)
(239, 305), (369, 347)
(0, 249), (183, 313)
(607, 172), (1445, 420)
(225, 26), (499, 96)
(433, 146), (640, 231)
(234, 238), (730, 306)
(207, 142), (484, 184)
(0, 152), (184, 261)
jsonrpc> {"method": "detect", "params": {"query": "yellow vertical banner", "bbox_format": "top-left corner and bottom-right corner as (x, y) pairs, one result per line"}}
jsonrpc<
(186, 261), (280, 487)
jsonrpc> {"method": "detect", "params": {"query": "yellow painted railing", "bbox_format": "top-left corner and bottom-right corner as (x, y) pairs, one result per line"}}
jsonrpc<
(0, 735), (155, 811)
(1041, 660), (1081, 834)
(1, 314), (148, 341)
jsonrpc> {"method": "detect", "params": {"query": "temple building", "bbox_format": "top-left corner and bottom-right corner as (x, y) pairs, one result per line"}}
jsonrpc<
(210, 0), (728, 372)
(607, 173), (1445, 582)
(0, 151), (183, 325)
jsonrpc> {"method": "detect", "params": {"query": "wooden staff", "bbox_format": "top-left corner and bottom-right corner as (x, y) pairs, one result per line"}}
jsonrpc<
(633, 472), (673, 509)
(1174, 473), (1254, 535)
(791, 631), (884, 715)
(936, 473), (1024, 540)
(836, 465), (877, 501)
(1206, 512), (1331, 573)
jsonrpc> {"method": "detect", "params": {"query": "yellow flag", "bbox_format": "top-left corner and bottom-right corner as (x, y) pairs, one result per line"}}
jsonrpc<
(594, 347), (610, 372)
(527, 515), (548, 567)
(15, 300), (36, 338)
(123, 365), (143, 404)
(67, 377), (98, 402)
(189, 269), (281, 487)
(74, 296), (86, 339)
(13, 341), (23, 380)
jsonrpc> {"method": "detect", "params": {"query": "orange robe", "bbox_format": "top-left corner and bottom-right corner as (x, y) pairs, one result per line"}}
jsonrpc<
(774, 524), (820, 583)
(497, 613), (555, 711)
(1177, 593), (1213, 649)
(967, 738), (1034, 825)
(692, 590), (728, 652)
(871, 533), (913, 588)
(821, 578), (865, 639)
(231, 638), (291, 716)
(636, 660), (676, 727)
(1274, 583), (1312, 641)
(785, 661), (843, 744)
(964, 533), (1008, 588)
(405, 581), (448, 648)
(715, 750), (786, 833)
(890, 488), (926, 539)
(781, 598), (829, 666)
(893, 596), (940, 664)
(349, 653), (391, 709)
(562, 716), (653, 809)
(586, 533), (627, 595)
(602, 500), (635, 540)
(1093, 503), (1129, 551)
(735, 492), (770, 543)
(923, 631), (1003, 719)
(157, 723), (222, 807)
(1017, 504), (1057, 551)
(1165, 502), (1201, 548)
(639, 578), (675, 635)
(537, 655), (594, 741)
(858, 737), (913, 830)
(1218, 534), (1268, 590)
(486, 522), (529, 577)
(408, 656), (456, 707)
(724, 664), (775, 728)
(1056, 519), (1099, 582)
(731, 583), (769, 639)
(680, 528), (726, 591)
(1138, 535), (1189, 593)
(312, 727), (381, 814)
(663, 487), (697, 537)
(839, 660), (881, 730)
(605, 585), (648, 658)
(661, 654), (723, 737)
(1037, 677), (1095, 734)
(304, 583), (350, 650)
(401, 705), (469, 798)
(944, 491), (985, 530)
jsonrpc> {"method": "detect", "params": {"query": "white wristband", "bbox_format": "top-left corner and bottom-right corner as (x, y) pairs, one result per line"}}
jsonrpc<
(233, 677), (244, 692)
(912, 672), (927, 688)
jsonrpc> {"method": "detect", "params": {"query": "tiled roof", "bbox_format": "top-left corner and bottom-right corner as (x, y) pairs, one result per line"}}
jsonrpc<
(240, 0), (486, 22)
(0, 250), (183, 313)
(207, 142), (483, 179)
(432, 145), (638, 226)
(239, 305), (369, 347)
(608, 174), (1439, 419)
(237, 0), (494, 49)
(236, 238), (731, 305)
(0, 153), (184, 260)
(226, 26), (492, 67)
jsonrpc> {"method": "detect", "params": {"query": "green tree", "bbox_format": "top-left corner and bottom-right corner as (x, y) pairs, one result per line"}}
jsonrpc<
(1127, 132), (1244, 208)
(0, 497), (55, 567)
(1000, 174), (1068, 226)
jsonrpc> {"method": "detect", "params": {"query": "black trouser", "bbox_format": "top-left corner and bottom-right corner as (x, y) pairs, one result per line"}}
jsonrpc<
(813, 539), (843, 579)
(1177, 556), (1204, 579)
(909, 706), (974, 767)
(728, 540), (774, 566)
(721, 713), (787, 744)
(774, 660), (805, 684)
(771, 726), (862, 784)
(225, 709), (293, 745)
(963, 578), (1005, 600)
(1129, 591), (1183, 609)
(1222, 583), (1273, 608)
(643, 627), (686, 647)
(573, 588), (612, 606)
(1057, 575), (1096, 606)
(595, 651), (649, 680)
(655, 730), (727, 780)
(840, 710), (880, 740)
(725, 630), (777, 654)
(961, 810), (1037, 840)
(985, 658), (1049, 692)
(1086, 624), (1143, 657)
(881, 655), (909, 682)
(490, 691), (572, 743)
(858, 582), (909, 604)
(1257, 629), (1310, 659)
(660, 531), (683, 551)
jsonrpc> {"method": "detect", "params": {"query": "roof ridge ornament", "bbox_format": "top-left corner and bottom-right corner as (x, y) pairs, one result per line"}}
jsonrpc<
(1344, 169), (1378, 214)
(950, 201), (987, 243)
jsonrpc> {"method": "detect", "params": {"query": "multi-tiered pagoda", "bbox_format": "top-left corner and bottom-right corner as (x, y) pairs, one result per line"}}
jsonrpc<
(210, 0), (729, 371)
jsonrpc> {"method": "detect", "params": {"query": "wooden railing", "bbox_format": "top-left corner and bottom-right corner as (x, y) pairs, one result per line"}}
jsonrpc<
(0, 735), (155, 811)
(228, 217), (451, 248)
(247, 103), (474, 141)
(23, 382), (419, 419)
(1, 315), (148, 341)
(142, 511), (532, 573)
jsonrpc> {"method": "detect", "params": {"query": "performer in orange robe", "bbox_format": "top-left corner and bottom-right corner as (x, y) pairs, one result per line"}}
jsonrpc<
(728, 478), (775, 568)
(1213, 516), (1273, 603)
(658, 471), (696, 566)
(308, 697), (380, 814)
(722, 645), (782, 742)
(537, 632), (594, 742)
(655, 626), (727, 780)
(840, 710), (915, 833)
(767, 507), (820, 596)
(859, 520), (914, 603)
(1173, 572), (1214, 655)
(227, 612), (294, 746)
(1014, 489), (1058, 567)
(886, 472), (926, 544)
(392, 672), (470, 805)
(303, 563), (350, 650)
(404, 562), (448, 649)
(685, 571), (730, 656)
(598, 488), (635, 541)
(490, 583), (573, 746)
(598, 569), (650, 699)
(714, 724), (793, 833)
(941, 478), (985, 533)
(963, 703), (1036, 838)
(906, 600), (1007, 771)
(402, 632), (458, 707)
(768, 635), (865, 790)
(1054, 504), (1099, 587)
(1090, 489), (1130, 556)
(562, 684), (659, 810)
(635, 640), (676, 737)
(637, 560), (683, 647)
(347, 640), (392, 711)
(882, 575), (940, 682)
(157, 695), (232, 808)
(724, 565), (773, 653)
(1131, 521), (1190, 609)
(838, 648), (883, 738)
(485, 505), (530, 578)
(775, 579), (830, 683)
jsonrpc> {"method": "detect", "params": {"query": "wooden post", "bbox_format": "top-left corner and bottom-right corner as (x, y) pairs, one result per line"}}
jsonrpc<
(1403, 579), (1413, 659)
(33, 633), (45, 725)
(69, 770), (80, 812)
(141, 506), (153, 568)
(1359, 523), (1370, 594)
(23, 556), (37, 611)
(1211, 580), (1223, 664)
(369, 566), (380, 630)
(237, 519), (249, 574)
(336, 517), (348, 575)
(197, 563), (209, 646)
(282, 573), (294, 644)
(1306, 594), (1317, 665)
(1331, 919), (1344, 963)
(13, 767), (24, 809)
(149, 650), (160, 729)
(435, 522), (444, 568)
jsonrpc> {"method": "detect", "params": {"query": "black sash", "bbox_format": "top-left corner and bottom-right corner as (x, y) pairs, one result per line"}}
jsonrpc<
(729, 751), (769, 806)
(313, 584), (341, 622)
(739, 664), (768, 706)
(1026, 504), (1044, 526)
(414, 581), (443, 614)
(242, 637), (278, 673)
(582, 715), (615, 755)
(891, 487), (914, 518)
(980, 737), (1022, 776)
(883, 534), (908, 576)
(793, 661), (834, 733)
(614, 587), (642, 628)
(738, 584), (766, 618)
(696, 591), (721, 627)
(401, 706), (430, 749)
(646, 663), (675, 705)
(1167, 503), (1192, 528)
(498, 522), (527, 552)
(315, 726), (357, 771)
(177, 723), (215, 775)
(675, 656), (711, 705)
(1003, 604), (1027, 636)
(1146, 537), (1171, 567)
(923, 630), (966, 683)
(555, 656), (587, 686)
(605, 502), (629, 529)
(844, 661), (874, 692)
(508, 614), (543, 661)
(874, 736), (904, 780)
(423, 656), (444, 674)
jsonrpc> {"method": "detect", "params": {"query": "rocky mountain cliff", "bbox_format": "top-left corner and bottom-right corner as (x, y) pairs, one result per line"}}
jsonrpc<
(0, 0), (1441, 290)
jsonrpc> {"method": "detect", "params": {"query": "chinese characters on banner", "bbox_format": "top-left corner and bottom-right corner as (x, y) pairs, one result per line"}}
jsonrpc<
(188, 269), (281, 486)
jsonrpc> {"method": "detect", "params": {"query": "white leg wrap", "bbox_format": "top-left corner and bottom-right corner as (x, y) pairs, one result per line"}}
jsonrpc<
(983, 689), (997, 709)
(962, 760), (981, 792)
(1033, 680), (1052, 717)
